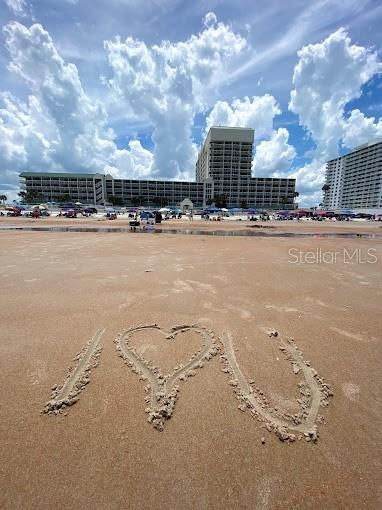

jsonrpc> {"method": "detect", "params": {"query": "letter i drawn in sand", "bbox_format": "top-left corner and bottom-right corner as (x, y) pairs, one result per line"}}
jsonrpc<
(43, 328), (105, 415)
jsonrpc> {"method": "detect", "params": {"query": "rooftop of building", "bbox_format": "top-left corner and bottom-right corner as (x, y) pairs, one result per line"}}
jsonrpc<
(352, 137), (382, 152)
(20, 172), (99, 178)
(327, 137), (382, 163)
(201, 125), (255, 147)
(208, 125), (255, 131)
(20, 171), (295, 183)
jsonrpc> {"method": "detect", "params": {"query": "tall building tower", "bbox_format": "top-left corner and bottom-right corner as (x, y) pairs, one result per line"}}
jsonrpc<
(323, 138), (382, 210)
(323, 157), (345, 209)
(196, 126), (254, 207)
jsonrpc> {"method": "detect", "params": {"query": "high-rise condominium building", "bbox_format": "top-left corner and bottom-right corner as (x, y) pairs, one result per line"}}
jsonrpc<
(196, 127), (253, 206)
(196, 126), (295, 209)
(20, 126), (296, 209)
(323, 138), (382, 209)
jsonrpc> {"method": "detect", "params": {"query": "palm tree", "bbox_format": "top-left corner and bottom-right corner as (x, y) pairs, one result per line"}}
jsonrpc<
(293, 191), (299, 209)
(213, 194), (228, 208)
(18, 190), (45, 204)
(153, 196), (168, 207)
(57, 194), (72, 203)
(108, 195), (124, 206)
(280, 196), (290, 208)
(321, 184), (330, 208)
(0, 194), (7, 204)
(132, 195), (145, 207)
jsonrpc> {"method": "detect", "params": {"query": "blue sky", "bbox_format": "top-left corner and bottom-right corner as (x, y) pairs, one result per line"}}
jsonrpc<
(1, 0), (381, 204)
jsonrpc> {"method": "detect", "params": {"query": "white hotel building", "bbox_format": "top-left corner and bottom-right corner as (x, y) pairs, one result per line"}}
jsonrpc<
(323, 138), (382, 210)
(20, 127), (296, 209)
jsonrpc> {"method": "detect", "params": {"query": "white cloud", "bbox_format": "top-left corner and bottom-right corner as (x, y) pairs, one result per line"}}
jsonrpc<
(287, 28), (382, 206)
(342, 109), (382, 149)
(289, 28), (382, 160)
(225, 0), (374, 84)
(0, 21), (153, 196)
(1, 15), (247, 195)
(107, 141), (154, 180)
(4, 0), (27, 16)
(297, 189), (324, 208)
(0, 92), (54, 197)
(288, 159), (326, 204)
(1, 16), (380, 209)
(205, 95), (280, 140)
(253, 128), (296, 176)
(104, 13), (247, 179)
(203, 12), (217, 28)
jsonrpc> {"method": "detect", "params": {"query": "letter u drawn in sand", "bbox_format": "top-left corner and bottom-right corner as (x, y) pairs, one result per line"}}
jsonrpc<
(220, 332), (333, 442)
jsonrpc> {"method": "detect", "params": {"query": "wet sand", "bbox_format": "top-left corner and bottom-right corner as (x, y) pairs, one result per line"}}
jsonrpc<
(0, 223), (381, 509)
(1, 214), (382, 233)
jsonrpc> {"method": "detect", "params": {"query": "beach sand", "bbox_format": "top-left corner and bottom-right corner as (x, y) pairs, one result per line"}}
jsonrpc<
(0, 220), (381, 509)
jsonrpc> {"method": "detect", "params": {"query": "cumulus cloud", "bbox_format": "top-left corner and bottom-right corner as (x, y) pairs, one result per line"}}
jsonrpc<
(1, 15), (248, 195)
(253, 128), (296, 176)
(288, 159), (326, 193)
(289, 28), (382, 159)
(342, 109), (382, 149)
(296, 189), (324, 208)
(107, 140), (154, 180)
(204, 12), (217, 28)
(104, 14), (247, 179)
(4, 0), (27, 16)
(288, 28), (382, 205)
(205, 95), (280, 140)
(0, 21), (153, 196)
(1, 16), (380, 208)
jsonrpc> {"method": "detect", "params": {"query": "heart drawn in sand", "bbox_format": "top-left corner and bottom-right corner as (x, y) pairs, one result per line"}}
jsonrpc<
(115, 324), (220, 430)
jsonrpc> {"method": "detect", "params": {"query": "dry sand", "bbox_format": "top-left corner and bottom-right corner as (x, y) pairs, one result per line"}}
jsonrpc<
(0, 218), (381, 509)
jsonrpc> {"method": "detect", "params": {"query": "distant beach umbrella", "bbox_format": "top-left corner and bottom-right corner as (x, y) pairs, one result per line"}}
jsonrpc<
(315, 210), (335, 216)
